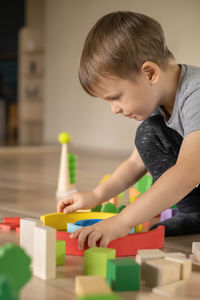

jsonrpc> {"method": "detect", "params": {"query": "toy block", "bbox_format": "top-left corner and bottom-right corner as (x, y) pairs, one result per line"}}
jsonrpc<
(160, 208), (178, 222)
(20, 218), (43, 260)
(143, 258), (181, 287)
(0, 243), (32, 293)
(16, 227), (20, 233)
(185, 272), (200, 297)
(3, 217), (20, 226)
(192, 242), (200, 262)
(135, 224), (142, 233)
(0, 223), (13, 231)
(116, 205), (125, 213)
(33, 225), (56, 280)
(106, 258), (140, 291)
(134, 174), (154, 195)
(67, 222), (82, 233)
(135, 249), (165, 279)
(77, 294), (123, 300)
(165, 256), (191, 279)
(102, 203), (117, 213)
(90, 204), (102, 212)
(57, 225), (165, 256)
(129, 187), (140, 198)
(164, 252), (186, 259)
(75, 275), (112, 297)
(0, 274), (18, 300)
(84, 247), (116, 278)
(189, 254), (200, 272)
(152, 280), (186, 297)
(56, 240), (65, 266)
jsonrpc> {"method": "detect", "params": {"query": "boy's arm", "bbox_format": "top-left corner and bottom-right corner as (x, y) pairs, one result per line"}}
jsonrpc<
(120, 130), (200, 228)
(93, 146), (147, 203)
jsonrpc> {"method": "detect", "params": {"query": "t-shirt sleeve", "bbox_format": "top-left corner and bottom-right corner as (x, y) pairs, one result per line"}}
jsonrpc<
(181, 88), (200, 137)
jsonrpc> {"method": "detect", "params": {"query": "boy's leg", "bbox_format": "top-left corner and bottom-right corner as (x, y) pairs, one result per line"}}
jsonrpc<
(135, 114), (200, 236)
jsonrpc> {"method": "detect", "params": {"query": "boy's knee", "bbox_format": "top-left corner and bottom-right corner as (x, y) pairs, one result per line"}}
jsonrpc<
(135, 115), (163, 151)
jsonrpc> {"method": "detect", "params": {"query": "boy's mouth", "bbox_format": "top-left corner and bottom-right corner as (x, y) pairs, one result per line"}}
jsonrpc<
(126, 114), (135, 119)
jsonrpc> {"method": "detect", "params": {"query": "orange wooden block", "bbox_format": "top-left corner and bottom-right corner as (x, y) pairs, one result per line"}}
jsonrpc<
(129, 188), (140, 199)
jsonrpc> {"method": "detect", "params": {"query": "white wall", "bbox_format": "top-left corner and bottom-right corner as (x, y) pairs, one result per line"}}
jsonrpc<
(44, 0), (200, 154)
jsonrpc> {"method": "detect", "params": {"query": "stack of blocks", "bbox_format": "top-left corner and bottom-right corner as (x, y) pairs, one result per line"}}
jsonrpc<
(77, 247), (141, 298)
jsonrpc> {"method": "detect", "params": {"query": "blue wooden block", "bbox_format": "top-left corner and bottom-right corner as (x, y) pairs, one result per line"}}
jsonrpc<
(75, 219), (102, 226)
(67, 223), (82, 233)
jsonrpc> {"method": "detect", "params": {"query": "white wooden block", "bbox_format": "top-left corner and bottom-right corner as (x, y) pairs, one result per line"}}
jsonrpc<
(165, 256), (191, 279)
(152, 280), (186, 297)
(20, 218), (43, 261)
(192, 242), (200, 263)
(75, 276), (112, 296)
(33, 225), (56, 280)
(135, 249), (165, 280)
(164, 252), (186, 259)
(144, 258), (181, 287)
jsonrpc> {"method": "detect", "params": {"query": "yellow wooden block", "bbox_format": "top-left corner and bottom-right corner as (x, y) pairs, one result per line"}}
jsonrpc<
(135, 224), (143, 233)
(40, 212), (116, 230)
(75, 275), (112, 296)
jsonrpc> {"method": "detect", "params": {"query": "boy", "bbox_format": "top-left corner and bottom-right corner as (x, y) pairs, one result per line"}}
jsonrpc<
(57, 11), (200, 250)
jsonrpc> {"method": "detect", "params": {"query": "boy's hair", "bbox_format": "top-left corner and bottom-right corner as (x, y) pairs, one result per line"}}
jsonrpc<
(78, 11), (174, 96)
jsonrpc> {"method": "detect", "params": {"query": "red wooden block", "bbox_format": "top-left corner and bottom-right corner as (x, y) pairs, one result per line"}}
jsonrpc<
(0, 223), (12, 231)
(56, 225), (164, 257)
(4, 217), (20, 226)
(16, 227), (20, 233)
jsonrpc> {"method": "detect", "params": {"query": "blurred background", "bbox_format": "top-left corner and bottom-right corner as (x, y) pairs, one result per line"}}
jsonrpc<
(1, 0), (200, 155)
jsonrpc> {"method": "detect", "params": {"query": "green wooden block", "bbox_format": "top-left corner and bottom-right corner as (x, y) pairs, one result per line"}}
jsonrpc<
(56, 240), (65, 266)
(116, 205), (126, 213)
(101, 203), (117, 213)
(77, 294), (122, 300)
(134, 174), (154, 195)
(84, 247), (116, 278)
(90, 204), (102, 212)
(0, 274), (18, 300)
(0, 243), (32, 293)
(106, 258), (140, 291)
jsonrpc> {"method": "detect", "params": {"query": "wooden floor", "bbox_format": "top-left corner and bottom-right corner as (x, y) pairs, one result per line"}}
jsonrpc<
(0, 146), (199, 300)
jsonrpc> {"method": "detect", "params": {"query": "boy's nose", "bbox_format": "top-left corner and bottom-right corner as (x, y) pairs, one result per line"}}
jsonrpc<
(110, 103), (122, 114)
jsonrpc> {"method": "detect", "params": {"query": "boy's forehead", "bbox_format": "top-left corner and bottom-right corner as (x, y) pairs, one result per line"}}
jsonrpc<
(93, 76), (122, 97)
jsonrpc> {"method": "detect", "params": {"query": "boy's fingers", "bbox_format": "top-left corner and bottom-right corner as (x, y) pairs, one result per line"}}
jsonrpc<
(70, 228), (82, 239)
(63, 201), (80, 214)
(57, 198), (74, 212)
(78, 227), (95, 250)
(99, 235), (110, 248)
(88, 230), (102, 248)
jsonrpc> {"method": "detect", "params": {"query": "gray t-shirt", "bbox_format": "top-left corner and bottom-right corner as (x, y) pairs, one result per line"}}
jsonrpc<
(158, 64), (200, 137)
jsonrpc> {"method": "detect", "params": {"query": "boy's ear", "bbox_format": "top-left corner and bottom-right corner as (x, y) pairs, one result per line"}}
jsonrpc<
(141, 61), (160, 85)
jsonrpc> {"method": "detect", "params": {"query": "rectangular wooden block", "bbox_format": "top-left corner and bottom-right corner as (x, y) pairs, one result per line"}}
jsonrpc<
(135, 249), (165, 280)
(144, 258), (181, 287)
(185, 272), (200, 297)
(56, 240), (65, 266)
(165, 256), (191, 279)
(20, 218), (43, 260)
(152, 280), (186, 297)
(75, 275), (112, 296)
(192, 242), (200, 263)
(189, 254), (200, 272)
(164, 252), (186, 259)
(33, 225), (56, 280)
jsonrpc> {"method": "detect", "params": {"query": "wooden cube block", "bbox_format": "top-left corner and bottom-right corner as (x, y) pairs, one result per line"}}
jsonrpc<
(185, 272), (200, 297)
(75, 275), (112, 296)
(56, 240), (65, 266)
(189, 254), (200, 272)
(192, 242), (200, 262)
(135, 249), (165, 280)
(144, 258), (181, 287)
(84, 247), (116, 278)
(165, 256), (191, 279)
(152, 280), (186, 297)
(106, 258), (140, 291)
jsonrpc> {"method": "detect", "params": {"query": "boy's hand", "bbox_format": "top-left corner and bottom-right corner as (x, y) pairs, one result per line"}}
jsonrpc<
(69, 214), (130, 249)
(57, 191), (100, 213)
